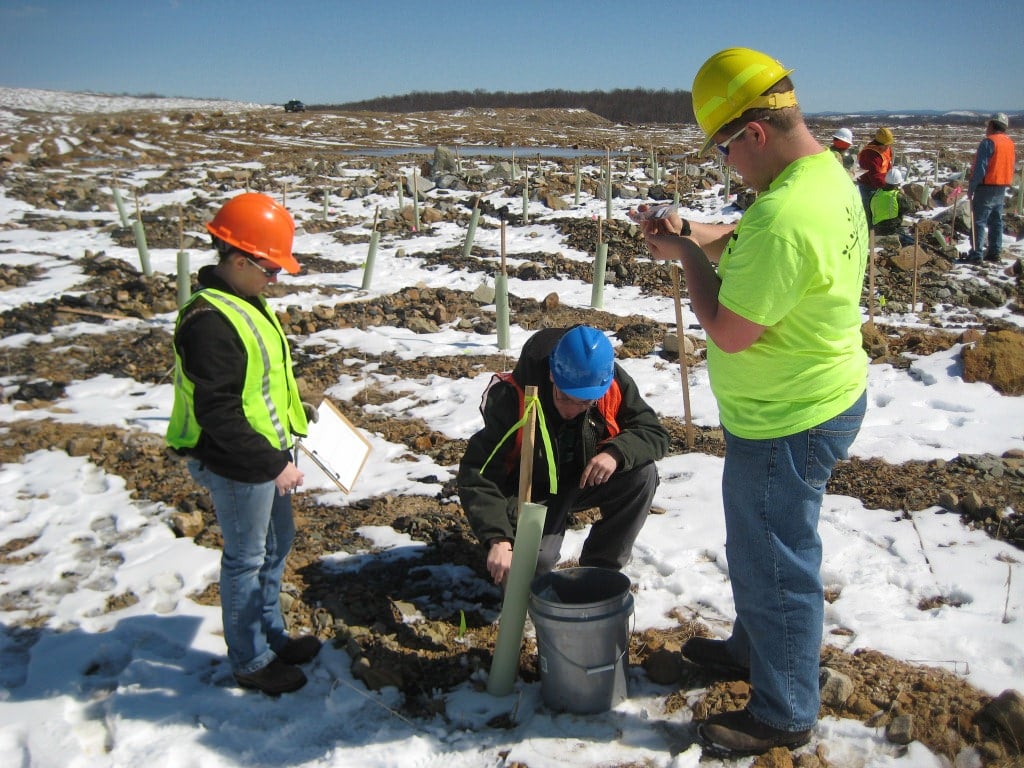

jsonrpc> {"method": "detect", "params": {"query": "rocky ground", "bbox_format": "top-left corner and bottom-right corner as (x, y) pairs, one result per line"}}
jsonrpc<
(2, 103), (1023, 765)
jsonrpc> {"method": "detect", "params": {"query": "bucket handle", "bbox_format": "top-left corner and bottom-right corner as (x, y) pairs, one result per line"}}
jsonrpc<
(534, 611), (635, 675)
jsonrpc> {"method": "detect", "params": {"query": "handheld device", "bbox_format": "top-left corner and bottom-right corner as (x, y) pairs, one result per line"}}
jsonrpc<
(627, 203), (678, 223)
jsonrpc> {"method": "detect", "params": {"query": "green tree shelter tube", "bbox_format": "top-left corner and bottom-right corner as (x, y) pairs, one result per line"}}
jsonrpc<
(486, 501), (546, 697)
(361, 208), (380, 291)
(487, 384), (544, 698)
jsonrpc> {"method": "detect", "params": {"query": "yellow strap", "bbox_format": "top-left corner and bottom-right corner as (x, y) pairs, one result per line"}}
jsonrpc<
(479, 392), (559, 495)
(696, 89), (797, 126)
(748, 90), (798, 111)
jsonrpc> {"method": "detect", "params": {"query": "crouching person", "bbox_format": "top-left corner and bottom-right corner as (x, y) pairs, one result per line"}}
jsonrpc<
(458, 325), (669, 586)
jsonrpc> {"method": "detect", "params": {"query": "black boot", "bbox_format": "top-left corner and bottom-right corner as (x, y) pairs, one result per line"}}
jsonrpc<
(234, 658), (307, 695)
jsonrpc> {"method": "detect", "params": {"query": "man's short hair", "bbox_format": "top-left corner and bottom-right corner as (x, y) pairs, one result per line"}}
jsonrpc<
(717, 76), (802, 137)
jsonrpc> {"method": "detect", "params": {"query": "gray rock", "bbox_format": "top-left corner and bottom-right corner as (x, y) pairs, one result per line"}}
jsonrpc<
(885, 713), (914, 745)
(977, 689), (1024, 743)
(819, 666), (855, 707)
(432, 146), (459, 175)
(472, 283), (496, 304)
(407, 317), (441, 334)
(662, 332), (695, 356)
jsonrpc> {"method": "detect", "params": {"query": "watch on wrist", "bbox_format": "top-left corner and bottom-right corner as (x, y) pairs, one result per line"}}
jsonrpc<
(680, 219), (692, 237)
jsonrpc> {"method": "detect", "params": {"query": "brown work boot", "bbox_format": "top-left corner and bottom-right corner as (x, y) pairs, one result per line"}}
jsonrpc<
(276, 635), (322, 665)
(681, 636), (749, 679)
(698, 709), (811, 757)
(234, 658), (307, 695)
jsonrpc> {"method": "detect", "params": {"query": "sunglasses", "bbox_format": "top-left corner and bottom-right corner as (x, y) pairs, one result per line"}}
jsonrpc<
(553, 385), (597, 409)
(716, 123), (749, 156)
(242, 253), (281, 278)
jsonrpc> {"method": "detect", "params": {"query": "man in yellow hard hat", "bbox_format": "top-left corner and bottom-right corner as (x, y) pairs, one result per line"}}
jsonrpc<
(857, 127), (896, 223)
(636, 47), (869, 757)
(167, 193), (321, 695)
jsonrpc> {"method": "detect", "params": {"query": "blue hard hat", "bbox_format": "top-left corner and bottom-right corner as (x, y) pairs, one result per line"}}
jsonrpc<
(550, 326), (615, 400)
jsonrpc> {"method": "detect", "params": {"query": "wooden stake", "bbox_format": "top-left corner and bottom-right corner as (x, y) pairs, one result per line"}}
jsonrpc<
(500, 215), (507, 275)
(605, 148), (612, 223)
(867, 229), (876, 327)
(57, 306), (129, 321)
(496, 212), (510, 350)
(516, 385), (539, 504)
(912, 222), (920, 313)
(671, 265), (695, 450)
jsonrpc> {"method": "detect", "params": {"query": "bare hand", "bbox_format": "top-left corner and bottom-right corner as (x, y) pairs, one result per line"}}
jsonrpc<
(579, 451), (619, 488)
(633, 204), (686, 236)
(276, 461), (304, 496)
(487, 540), (513, 586)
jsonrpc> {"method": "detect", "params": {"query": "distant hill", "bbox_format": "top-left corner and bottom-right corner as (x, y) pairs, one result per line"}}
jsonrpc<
(319, 88), (696, 126)
(809, 109), (1024, 128)
(317, 89), (1022, 129)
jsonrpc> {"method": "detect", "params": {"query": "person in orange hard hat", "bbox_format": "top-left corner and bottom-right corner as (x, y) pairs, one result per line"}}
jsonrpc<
(167, 192), (320, 695)
(857, 127), (896, 223)
(636, 47), (868, 758)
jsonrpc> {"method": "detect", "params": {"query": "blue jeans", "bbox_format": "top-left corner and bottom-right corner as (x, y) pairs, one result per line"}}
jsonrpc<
(971, 185), (1007, 257)
(720, 391), (866, 731)
(188, 461), (294, 674)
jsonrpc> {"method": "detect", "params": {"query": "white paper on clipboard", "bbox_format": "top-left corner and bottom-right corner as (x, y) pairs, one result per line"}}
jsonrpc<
(296, 399), (371, 494)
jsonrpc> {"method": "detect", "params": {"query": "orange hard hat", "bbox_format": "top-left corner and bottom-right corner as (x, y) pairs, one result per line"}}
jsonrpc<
(205, 192), (299, 274)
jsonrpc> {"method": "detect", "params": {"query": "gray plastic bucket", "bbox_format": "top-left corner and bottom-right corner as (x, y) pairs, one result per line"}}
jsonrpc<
(528, 567), (634, 714)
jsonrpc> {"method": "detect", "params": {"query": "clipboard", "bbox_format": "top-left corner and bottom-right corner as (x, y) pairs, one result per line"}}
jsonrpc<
(297, 399), (372, 494)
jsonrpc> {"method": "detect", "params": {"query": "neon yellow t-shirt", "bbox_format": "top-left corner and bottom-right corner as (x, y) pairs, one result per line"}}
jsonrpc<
(709, 150), (869, 439)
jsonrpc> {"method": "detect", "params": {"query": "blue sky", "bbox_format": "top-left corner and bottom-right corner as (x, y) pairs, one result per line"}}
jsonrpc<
(1, 0), (1021, 113)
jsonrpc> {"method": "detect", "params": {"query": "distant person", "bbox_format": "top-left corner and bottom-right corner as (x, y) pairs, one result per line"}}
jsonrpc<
(638, 46), (868, 757)
(964, 112), (1016, 263)
(871, 167), (913, 243)
(857, 127), (895, 221)
(829, 127), (856, 174)
(458, 325), (668, 586)
(167, 193), (321, 695)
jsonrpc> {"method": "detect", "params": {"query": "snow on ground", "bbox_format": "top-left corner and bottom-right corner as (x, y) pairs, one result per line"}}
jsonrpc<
(0, 88), (1022, 767)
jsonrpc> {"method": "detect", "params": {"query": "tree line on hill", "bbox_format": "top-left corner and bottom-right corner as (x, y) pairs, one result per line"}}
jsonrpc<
(305, 89), (1016, 129)
(316, 88), (697, 125)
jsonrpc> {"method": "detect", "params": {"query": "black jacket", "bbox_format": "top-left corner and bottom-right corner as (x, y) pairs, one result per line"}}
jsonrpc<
(172, 264), (293, 483)
(457, 327), (669, 547)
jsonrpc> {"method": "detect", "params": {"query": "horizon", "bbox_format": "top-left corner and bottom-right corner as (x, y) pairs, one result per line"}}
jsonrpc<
(2, 84), (1019, 123)
(1, 0), (1022, 114)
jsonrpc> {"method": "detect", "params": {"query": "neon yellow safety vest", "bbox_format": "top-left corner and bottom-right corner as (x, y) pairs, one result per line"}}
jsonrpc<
(870, 188), (900, 226)
(166, 288), (307, 452)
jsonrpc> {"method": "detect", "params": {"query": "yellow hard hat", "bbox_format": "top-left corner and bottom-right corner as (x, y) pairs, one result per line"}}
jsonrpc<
(874, 127), (894, 145)
(692, 47), (797, 154)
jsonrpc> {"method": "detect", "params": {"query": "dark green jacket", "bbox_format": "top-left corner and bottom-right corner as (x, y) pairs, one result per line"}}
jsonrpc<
(457, 327), (669, 548)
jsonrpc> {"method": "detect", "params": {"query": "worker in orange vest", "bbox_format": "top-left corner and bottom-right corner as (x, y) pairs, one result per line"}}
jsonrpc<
(964, 113), (1016, 263)
(856, 127), (895, 223)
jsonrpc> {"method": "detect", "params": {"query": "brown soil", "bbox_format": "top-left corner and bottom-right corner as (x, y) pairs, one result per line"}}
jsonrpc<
(2, 103), (1023, 765)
